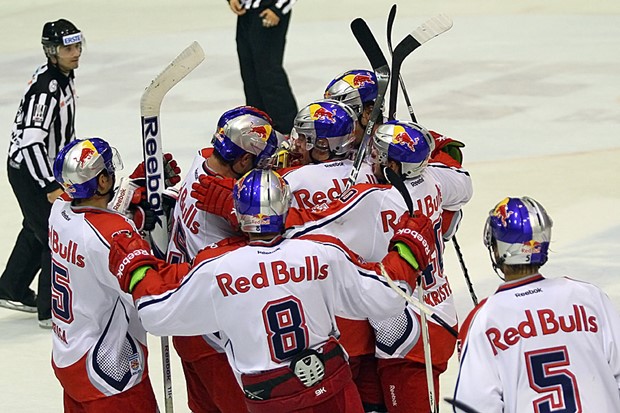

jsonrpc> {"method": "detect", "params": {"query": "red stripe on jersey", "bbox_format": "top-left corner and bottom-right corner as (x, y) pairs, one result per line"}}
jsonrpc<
(496, 274), (544, 293)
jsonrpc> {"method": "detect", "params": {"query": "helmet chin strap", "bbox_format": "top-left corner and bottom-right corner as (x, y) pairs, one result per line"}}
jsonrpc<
(488, 246), (506, 281)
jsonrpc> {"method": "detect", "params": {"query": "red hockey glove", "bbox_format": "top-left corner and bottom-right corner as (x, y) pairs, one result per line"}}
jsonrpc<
(109, 231), (158, 292)
(130, 153), (181, 188)
(389, 212), (435, 272)
(430, 130), (464, 167)
(190, 175), (238, 228)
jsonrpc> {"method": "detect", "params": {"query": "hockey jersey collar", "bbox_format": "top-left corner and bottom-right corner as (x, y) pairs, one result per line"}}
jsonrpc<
(248, 235), (286, 248)
(496, 273), (544, 293)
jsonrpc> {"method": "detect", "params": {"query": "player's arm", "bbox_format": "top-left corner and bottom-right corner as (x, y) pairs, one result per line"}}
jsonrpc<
(452, 310), (503, 413)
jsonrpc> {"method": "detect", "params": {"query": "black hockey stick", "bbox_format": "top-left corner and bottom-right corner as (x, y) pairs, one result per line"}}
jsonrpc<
(383, 167), (458, 338)
(387, 4), (417, 122)
(344, 18), (391, 192)
(453, 235), (478, 305)
(443, 397), (482, 413)
(388, 14), (453, 121)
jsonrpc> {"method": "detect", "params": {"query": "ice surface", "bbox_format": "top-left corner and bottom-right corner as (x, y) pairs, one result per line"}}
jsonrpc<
(1, 1), (619, 411)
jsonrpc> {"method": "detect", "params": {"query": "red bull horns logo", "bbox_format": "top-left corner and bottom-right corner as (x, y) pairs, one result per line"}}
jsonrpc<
(392, 126), (419, 152)
(310, 104), (336, 123)
(75, 142), (97, 168)
(343, 73), (375, 88)
(248, 123), (272, 142)
(493, 198), (514, 227)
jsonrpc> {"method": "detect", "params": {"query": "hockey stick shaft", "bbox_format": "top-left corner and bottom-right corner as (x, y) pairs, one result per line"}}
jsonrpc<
(388, 14), (453, 120)
(444, 397), (482, 413)
(387, 4), (417, 123)
(141, 41), (205, 413)
(452, 235), (478, 305)
(419, 277), (438, 413)
(345, 18), (391, 192)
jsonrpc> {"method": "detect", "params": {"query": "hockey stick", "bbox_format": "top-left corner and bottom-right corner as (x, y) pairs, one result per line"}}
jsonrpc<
(344, 18), (391, 192)
(388, 14), (453, 121)
(383, 167), (457, 337)
(383, 166), (440, 412)
(387, 11), (478, 307)
(141, 41), (205, 413)
(453, 235), (478, 305)
(386, 4), (417, 122)
(443, 397), (482, 413)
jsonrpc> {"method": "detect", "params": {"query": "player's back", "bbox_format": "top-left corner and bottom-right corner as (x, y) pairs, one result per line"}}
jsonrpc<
(167, 150), (239, 263)
(281, 159), (376, 209)
(163, 235), (406, 376)
(455, 275), (620, 412)
(48, 198), (149, 400)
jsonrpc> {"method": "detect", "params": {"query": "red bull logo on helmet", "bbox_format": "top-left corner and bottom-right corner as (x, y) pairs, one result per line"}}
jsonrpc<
(343, 73), (375, 89)
(248, 123), (272, 142)
(309, 104), (336, 123)
(493, 197), (514, 227)
(522, 240), (541, 253)
(74, 141), (97, 169)
(392, 125), (419, 152)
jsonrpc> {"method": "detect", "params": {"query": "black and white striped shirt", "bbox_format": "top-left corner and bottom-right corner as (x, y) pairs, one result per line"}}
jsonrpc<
(8, 63), (77, 192)
(238, 0), (296, 15)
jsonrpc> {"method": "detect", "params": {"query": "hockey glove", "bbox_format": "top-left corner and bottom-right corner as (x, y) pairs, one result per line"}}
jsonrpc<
(109, 231), (158, 293)
(129, 153), (182, 188)
(389, 212), (435, 272)
(430, 130), (465, 167)
(190, 175), (239, 228)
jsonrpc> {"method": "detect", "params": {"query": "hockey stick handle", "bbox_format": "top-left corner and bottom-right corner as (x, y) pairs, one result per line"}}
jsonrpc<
(418, 276), (438, 413)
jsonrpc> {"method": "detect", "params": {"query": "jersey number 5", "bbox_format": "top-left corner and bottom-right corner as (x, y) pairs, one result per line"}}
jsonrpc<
(51, 259), (74, 324)
(262, 296), (309, 363)
(525, 346), (583, 413)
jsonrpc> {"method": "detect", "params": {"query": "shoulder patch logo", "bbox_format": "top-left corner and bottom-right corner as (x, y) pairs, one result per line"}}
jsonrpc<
(49, 79), (58, 93)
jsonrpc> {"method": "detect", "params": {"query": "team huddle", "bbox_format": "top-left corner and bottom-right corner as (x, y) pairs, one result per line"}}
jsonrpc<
(10, 13), (620, 413)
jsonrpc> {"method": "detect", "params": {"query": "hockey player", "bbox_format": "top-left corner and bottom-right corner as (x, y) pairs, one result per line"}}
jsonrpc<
(167, 106), (277, 413)
(191, 120), (473, 412)
(281, 99), (377, 209)
(1, 19), (83, 327)
(107, 167), (437, 413)
(323, 69), (379, 149)
(49, 137), (159, 412)
(452, 197), (620, 412)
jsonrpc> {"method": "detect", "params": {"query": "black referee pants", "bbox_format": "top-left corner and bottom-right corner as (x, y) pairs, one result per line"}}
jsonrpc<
(236, 9), (298, 134)
(0, 160), (52, 320)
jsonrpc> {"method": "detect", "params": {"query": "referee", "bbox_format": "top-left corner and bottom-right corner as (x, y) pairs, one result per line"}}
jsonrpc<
(0, 19), (82, 328)
(228, 0), (298, 135)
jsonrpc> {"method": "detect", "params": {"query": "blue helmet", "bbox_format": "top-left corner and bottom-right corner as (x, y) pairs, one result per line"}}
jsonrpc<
(211, 106), (278, 168)
(484, 197), (553, 267)
(291, 99), (356, 156)
(53, 138), (123, 199)
(370, 120), (435, 178)
(324, 69), (378, 116)
(233, 169), (291, 234)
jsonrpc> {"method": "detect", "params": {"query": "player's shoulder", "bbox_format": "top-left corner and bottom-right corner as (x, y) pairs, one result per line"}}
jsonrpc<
(278, 164), (304, 177)
(25, 64), (61, 95)
(193, 236), (248, 265)
(80, 207), (136, 242)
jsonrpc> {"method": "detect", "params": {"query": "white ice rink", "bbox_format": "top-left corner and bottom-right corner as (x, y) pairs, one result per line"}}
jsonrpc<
(1, 0), (619, 411)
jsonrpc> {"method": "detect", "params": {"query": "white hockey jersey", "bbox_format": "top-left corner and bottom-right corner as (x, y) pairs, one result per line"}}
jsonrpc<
(280, 158), (377, 209)
(49, 195), (151, 402)
(131, 234), (413, 378)
(453, 274), (620, 412)
(167, 148), (239, 264)
(285, 163), (473, 363)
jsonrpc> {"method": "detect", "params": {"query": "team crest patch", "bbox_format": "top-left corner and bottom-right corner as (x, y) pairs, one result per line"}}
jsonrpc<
(128, 353), (142, 375)
(49, 79), (58, 93)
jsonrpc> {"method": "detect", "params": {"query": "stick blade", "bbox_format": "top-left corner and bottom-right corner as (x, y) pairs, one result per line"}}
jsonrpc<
(140, 41), (205, 116)
(350, 18), (389, 70)
(411, 14), (453, 44)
